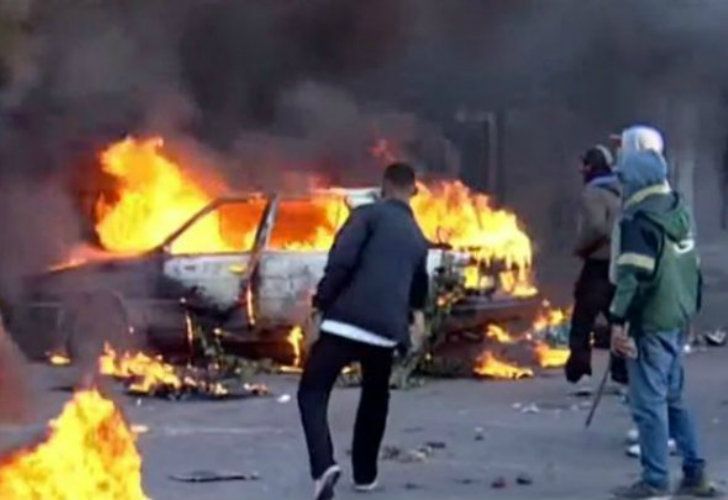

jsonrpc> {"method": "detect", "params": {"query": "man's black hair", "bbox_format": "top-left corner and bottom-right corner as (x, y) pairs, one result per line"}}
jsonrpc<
(383, 162), (416, 189)
(581, 147), (611, 171)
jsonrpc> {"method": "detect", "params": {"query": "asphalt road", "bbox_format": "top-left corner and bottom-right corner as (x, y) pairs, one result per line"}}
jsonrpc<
(2, 349), (727, 500)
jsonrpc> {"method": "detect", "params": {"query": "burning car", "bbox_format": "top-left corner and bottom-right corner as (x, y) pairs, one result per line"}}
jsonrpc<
(4, 137), (542, 364)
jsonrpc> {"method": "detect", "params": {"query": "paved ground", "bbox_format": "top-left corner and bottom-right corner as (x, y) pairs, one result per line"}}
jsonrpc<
(2, 349), (728, 500)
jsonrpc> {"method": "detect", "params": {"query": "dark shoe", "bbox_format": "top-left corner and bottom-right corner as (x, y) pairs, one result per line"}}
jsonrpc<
(675, 476), (724, 498)
(612, 480), (671, 499)
(314, 465), (341, 500)
(565, 353), (592, 383)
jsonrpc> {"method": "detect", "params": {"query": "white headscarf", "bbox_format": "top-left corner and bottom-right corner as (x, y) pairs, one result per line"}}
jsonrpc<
(620, 126), (664, 155)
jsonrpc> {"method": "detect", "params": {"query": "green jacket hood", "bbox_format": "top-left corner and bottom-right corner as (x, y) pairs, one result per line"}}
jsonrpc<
(637, 193), (692, 242)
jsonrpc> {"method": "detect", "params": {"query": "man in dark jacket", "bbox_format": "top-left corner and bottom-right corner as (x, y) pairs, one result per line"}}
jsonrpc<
(298, 163), (429, 500)
(609, 128), (719, 499)
(565, 145), (627, 385)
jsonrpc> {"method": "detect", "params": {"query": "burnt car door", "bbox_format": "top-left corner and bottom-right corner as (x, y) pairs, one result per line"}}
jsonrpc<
(159, 196), (277, 316)
(253, 194), (353, 328)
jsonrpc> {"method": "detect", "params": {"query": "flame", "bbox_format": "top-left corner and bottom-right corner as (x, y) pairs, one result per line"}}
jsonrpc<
(411, 181), (535, 295)
(47, 353), (71, 366)
(99, 343), (184, 394)
(534, 341), (570, 369)
(0, 389), (147, 500)
(486, 324), (515, 344)
(95, 137), (229, 254)
(473, 351), (534, 380)
(99, 343), (228, 396)
(93, 136), (350, 254)
(288, 326), (304, 368)
(85, 137), (536, 295)
(533, 304), (569, 332)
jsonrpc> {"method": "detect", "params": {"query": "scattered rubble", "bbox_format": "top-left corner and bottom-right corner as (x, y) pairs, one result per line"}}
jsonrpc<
(380, 442), (443, 463)
(491, 476), (507, 489)
(516, 473), (534, 485)
(169, 470), (260, 483)
(474, 427), (485, 441)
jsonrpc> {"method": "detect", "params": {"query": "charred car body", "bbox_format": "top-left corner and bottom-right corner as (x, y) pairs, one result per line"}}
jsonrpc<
(6, 188), (540, 362)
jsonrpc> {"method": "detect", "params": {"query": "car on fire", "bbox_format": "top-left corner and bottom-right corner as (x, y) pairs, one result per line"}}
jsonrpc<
(5, 187), (541, 362)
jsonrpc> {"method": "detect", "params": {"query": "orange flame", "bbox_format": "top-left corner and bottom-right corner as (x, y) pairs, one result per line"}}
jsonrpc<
(88, 136), (535, 295)
(99, 343), (184, 394)
(534, 341), (570, 369)
(412, 181), (535, 295)
(0, 389), (147, 500)
(533, 304), (569, 333)
(288, 326), (304, 368)
(95, 137), (229, 254)
(473, 351), (534, 380)
(98, 343), (228, 396)
(486, 324), (515, 344)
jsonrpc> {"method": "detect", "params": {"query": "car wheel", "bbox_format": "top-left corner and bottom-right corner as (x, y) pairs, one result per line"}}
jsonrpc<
(63, 290), (134, 369)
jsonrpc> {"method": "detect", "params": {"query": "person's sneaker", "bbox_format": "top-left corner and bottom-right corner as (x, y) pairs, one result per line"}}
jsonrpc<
(353, 479), (380, 493)
(569, 375), (594, 397)
(314, 465), (341, 500)
(612, 480), (671, 499)
(626, 440), (677, 459)
(675, 475), (725, 498)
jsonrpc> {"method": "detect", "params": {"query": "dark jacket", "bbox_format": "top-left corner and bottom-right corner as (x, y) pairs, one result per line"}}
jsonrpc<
(313, 199), (429, 347)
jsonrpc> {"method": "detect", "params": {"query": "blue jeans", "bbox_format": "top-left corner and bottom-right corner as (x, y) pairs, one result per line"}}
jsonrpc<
(627, 329), (705, 489)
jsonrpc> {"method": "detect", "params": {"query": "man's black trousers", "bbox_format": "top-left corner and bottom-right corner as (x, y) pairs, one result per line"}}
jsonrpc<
(566, 259), (628, 384)
(298, 333), (394, 484)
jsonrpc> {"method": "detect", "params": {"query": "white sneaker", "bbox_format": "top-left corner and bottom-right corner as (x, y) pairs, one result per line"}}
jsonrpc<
(314, 465), (341, 500)
(626, 428), (639, 444)
(353, 479), (380, 493)
(625, 439), (678, 459)
(571, 376), (594, 397)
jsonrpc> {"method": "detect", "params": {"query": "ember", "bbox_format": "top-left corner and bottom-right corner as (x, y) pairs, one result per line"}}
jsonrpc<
(46, 352), (71, 366)
(473, 351), (534, 380)
(0, 389), (147, 500)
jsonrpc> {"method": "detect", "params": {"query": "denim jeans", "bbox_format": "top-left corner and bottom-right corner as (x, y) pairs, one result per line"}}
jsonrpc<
(627, 329), (705, 489)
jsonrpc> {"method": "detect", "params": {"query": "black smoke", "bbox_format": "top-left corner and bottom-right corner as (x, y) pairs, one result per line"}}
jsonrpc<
(2, 0), (728, 298)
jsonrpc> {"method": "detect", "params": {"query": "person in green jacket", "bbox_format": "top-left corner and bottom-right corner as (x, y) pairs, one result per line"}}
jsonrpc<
(609, 126), (720, 499)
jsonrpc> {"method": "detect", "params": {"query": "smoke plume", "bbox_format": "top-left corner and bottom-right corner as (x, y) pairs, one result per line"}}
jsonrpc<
(2, 0), (728, 297)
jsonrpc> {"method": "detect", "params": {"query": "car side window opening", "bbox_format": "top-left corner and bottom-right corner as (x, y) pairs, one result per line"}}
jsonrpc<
(169, 201), (266, 255)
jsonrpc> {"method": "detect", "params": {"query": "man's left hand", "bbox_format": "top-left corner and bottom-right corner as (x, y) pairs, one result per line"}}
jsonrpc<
(611, 325), (637, 359)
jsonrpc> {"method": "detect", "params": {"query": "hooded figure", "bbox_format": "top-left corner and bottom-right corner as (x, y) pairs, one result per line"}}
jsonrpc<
(564, 145), (625, 384)
(608, 127), (718, 499)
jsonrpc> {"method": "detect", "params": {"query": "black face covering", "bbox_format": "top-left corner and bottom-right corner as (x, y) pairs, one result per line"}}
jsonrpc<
(583, 165), (613, 184)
